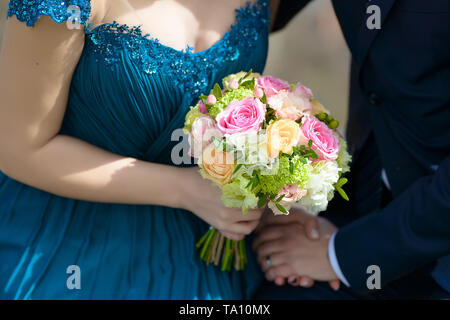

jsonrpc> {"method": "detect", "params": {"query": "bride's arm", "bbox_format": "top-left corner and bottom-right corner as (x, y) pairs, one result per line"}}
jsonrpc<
(0, 16), (261, 238)
(0, 16), (184, 207)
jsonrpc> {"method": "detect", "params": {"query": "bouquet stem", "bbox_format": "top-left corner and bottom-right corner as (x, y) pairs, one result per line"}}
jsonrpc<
(196, 227), (248, 271)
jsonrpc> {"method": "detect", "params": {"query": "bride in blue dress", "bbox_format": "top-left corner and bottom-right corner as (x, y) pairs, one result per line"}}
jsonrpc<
(0, 0), (273, 299)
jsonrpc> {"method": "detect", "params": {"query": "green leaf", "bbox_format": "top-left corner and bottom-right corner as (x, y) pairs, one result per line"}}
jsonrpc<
(275, 194), (285, 203)
(292, 146), (300, 156)
(213, 83), (222, 99)
(257, 196), (266, 208)
(251, 175), (260, 190)
(239, 69), (253, 84)
(290, 83), (297, 90)
(299, 157), (307, 164)
(261, 92), (267, 104)
(309, 149), (319, 159)
(335, 177), (348, 188)
(300, 144), (306, 150)
(308, 139), (313, 148)
(241, 79), (255, 90)
(275, 203), (288, 214)
(222, 139), (227, 151)
(233, 164), (243, 175)
(269, 193), (277, 201)
(336, 186), (349, 201)
(289, 161), (294, 174)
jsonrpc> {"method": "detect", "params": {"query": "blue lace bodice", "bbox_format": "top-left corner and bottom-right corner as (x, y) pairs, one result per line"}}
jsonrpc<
(7, 0), (270, 163)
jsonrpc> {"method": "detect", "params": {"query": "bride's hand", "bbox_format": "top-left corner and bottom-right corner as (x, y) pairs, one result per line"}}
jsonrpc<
(178, 167), (263, 241)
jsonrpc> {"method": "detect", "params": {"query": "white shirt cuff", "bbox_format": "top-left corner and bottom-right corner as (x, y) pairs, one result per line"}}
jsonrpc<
(328, 231), (351, 287)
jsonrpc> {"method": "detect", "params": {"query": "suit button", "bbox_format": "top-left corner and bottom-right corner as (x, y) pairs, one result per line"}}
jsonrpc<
(368, 92), (381, 105)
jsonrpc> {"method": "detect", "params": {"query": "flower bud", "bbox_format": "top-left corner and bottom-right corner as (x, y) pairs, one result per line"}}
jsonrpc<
(329, 120), (339, 129)
(229, 80), (239, 90)
(317, 112), (327, 121)
(326, 114), (334, 122)
(254, 87), (264, 98)
(206, 94), (217, 105)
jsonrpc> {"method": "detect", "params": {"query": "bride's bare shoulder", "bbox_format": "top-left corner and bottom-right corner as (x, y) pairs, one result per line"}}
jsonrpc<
(89, 0), (108, 26)
(90, 0), (139, 26)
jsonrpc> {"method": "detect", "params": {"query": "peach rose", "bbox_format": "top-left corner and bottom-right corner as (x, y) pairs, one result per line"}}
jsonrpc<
(199, 143), (235, 185)
(267, 119), (302, 158)
(268, 184), (307, 215)
(267, 90), (313, 121)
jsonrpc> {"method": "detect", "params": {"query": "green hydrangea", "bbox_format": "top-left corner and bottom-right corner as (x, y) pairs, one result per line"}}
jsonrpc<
(209, 88), (254, 119)
(183, 104), (203, 133)
(221, 173), (259, 214)
(336, 137), (352, 173)
(258, 155), (311, 196)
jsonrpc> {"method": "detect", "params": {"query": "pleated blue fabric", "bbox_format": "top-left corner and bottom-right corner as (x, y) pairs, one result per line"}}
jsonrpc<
(1, 0), (270, 299)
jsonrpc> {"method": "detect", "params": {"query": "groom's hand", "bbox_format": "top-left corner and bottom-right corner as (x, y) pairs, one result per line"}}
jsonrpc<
(253, 208), (340, 287)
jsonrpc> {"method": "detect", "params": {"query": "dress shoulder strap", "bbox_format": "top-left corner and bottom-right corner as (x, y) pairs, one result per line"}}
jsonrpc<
(7, 0), (92, 28)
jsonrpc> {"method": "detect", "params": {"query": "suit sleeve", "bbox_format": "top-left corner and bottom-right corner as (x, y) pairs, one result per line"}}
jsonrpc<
(272, 0), (312, 32)
(334, 156), (450, 292)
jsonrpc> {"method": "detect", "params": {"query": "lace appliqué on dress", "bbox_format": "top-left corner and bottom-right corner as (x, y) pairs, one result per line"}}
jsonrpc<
(7, 0), (91, 27)
(84, 0), (270, 97)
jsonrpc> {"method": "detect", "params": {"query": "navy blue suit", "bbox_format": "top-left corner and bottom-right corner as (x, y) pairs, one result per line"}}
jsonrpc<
(257, 0), (450, 298)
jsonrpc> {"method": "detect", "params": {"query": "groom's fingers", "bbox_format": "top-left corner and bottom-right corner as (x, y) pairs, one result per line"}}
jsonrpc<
(304, 218), (320, 240)
(252, 224), (302, 251)
(291, 210), (320, 240)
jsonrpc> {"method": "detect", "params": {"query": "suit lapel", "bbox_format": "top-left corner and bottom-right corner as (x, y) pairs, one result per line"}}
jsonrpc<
(356, 0), (396, 66)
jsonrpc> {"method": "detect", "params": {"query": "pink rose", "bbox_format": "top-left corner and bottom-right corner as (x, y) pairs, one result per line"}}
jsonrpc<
(298, 116), (340, 161)
(216, 97), (266, 135)
(292, 83), (313, 99)
(267, 89), (312, 121)
(268, 184), (307, 215)
(257, 76), (290, 98)
(189, 115), (222, 158)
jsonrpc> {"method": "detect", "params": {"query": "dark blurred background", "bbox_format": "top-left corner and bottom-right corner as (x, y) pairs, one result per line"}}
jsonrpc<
(0, 0), (350, 129)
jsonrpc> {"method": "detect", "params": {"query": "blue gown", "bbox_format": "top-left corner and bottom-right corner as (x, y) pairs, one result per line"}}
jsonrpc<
(1, 0), (269, 299)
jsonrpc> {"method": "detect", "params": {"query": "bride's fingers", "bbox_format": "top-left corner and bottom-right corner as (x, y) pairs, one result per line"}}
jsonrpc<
(219, 230), (245, 241)
(237, 209), (263, 221)
(221, 220), (259, 237)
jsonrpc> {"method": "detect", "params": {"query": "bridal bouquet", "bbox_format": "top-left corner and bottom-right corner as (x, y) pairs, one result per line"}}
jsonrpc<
(183, 71), (351, 271)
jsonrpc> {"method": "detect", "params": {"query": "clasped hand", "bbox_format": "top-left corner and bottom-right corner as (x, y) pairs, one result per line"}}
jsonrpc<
(252, 207), (341, 290)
